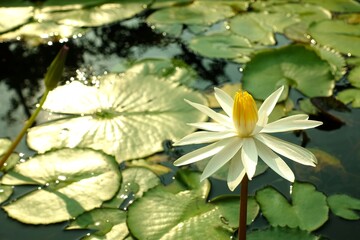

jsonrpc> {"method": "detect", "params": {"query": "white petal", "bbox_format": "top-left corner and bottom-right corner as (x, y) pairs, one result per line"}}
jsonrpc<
(174, 139), (231, 166)
(241, 138), (258, 180)
(257, 86), (284, 127)
(255, 139), (295, 182)
(174, 131), (237, 146)
(227, 151), (246, 191)
(200, 137), (243, 181)
(214, 87), (234, 118)
(261, 114), (322, 133)
(255, 133), (317, 166)
(188, 122), (233, 132)
(185, 99), (232, 126)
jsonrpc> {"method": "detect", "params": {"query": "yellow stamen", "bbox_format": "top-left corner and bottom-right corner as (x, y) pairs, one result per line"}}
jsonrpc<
(232, 90), (258, 137)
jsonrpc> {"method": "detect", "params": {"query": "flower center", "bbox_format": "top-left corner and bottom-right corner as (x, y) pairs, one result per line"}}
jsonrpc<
(232, 90), (258, 137)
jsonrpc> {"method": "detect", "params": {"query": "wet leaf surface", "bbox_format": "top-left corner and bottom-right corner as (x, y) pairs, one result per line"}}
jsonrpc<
(1, 148), (121, 224)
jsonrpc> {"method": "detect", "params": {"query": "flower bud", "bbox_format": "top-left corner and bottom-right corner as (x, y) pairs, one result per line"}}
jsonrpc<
(44, 45), (69, 91)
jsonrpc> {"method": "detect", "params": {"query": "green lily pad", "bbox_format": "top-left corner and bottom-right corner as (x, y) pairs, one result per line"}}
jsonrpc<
(127, 172), (259, 240)
(27, 61), (207, 162)
(349, 66), (360, 88)
(67, 208), (129, 240)
(0, 184), (13, 204)
(37, 2), (149, 27)
(242, 45), (334, 100)
(312, 45), (346, 81)
(125, 158), (172, 175)
(255, 182), (328, 231)
(0, 21), (85, 43)
(0, 138), (20, 172)
(126, 58), (198, 88)
(229, 13), (276, 45)
(147, 1), (239, 26)
(303, 0), (360, 13)
(229, 12), (298, 45)
(103, 167), (160, 209)
(248, 227), (320, 240)
(309, 20), (360, 57)
(150, 0), (194, 9)
(337, 88), (360, 108)
(327, 194), (360, 220)
(266, 4), (331, 26)
(188, 32), (254, 63)
(0, 7), (33, 33)
(1, 148), (121, 224)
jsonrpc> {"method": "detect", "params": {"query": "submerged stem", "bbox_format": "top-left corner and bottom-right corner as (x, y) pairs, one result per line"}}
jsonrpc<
(239, 174), (248, 240)
(0, 90), (50, 169)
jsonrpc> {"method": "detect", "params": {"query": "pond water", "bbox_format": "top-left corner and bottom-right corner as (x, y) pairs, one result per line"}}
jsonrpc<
(0, 1), (359, 240)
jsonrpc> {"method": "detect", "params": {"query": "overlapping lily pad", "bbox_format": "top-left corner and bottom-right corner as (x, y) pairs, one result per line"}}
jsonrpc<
(188, 32), (255, 63)
(37, 2), (150, 27)
(0, 138), (20, 172)
(309, 20), (360, 57)
(337, 88), (360, 108)
(229, 12), (297, 45)
(0, 7), (33, 33)
(27, 60), (208, 162)
(242, 45), (335, 100)
(248, 227), (320, 240)
(0, 184), (13, 204)
(103, 167), (160, 209)
(327, 194), (360, 220)
(349, 66), (360, 88)
(67, 208), (129, 240)
(1, 148), (121, 224)
(256, 182), (328, 231)
(127, 171), (259, 240)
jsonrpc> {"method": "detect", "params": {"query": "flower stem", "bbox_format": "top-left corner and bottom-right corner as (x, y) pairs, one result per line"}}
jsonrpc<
(239, 174), (248, 240)
(0, 90), (49, 169)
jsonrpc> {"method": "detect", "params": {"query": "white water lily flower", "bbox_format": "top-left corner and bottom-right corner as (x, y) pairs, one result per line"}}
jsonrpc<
(173, 86), (322, 191)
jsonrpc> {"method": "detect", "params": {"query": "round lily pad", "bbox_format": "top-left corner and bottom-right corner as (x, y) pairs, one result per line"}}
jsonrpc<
(27, 60), (208, 162)
(309, 20), (360, 57)
(255, 182), (328, 231)
(1, 148), (121, 224)
(188, 32), (254, 63)
(242, 45), (335, 100)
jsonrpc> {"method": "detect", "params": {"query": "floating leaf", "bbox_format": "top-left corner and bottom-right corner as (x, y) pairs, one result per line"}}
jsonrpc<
(248, 227), (320, 240)
(103, 167), (160, 209)
(125, 158), (172, 175)
(327, 194), (360, 220)
(147, 1), (238, 26)
(0, 184), (13, 204)
(0, 7), (33, 33)
(0, 138), (20, 172)
(27, 61), (207, 162)
(67, 208), (129, 240)
(256, 182), (328, 231)
(37, 2), (149, 27)
(337, 88), (360, 108)
(349, 66), (360, 88)
(242, 45), (334, 100)
(229, 13), (276, 45)
(1, 148), (121, 224)
(229, 12), (299, 45)
(266, 4), (331, 26)
(309, 20), (360, 57)
(303, 0), (360, 13)
(0, 21), (85, 43)
(127, 172), (259, 240)
(188, 32), (254, 63)
(312, 45), (347, 81)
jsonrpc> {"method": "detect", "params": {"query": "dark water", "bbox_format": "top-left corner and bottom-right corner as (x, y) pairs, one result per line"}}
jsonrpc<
(0, 18), (359, 240)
